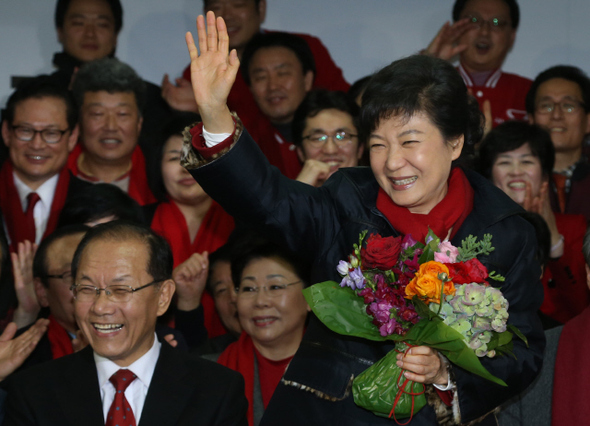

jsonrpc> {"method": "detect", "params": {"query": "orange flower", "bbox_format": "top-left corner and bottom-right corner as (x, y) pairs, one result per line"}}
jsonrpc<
(405, 261), (456, 304)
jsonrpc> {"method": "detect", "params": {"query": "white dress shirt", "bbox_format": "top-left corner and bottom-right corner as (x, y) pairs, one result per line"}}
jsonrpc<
(94, 334), (161, 423)
(12, 172), (58, 245)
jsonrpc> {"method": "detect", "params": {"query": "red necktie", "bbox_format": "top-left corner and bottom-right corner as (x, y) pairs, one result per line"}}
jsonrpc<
(106, 369), (137, 426)
(24, 192), (40, 243)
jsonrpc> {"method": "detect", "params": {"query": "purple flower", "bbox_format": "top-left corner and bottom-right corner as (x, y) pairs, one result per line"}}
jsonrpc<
(340, 267), (365, 290)
(401, 234), (418, 250)
(379, 318), (398, 336)
(369, 301), (393, 323)
(337, 260), (351, 276)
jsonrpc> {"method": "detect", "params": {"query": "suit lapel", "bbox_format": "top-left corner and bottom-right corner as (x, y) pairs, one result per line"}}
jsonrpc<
(54, 346), (105, 426)
(138, 344), (195, 426)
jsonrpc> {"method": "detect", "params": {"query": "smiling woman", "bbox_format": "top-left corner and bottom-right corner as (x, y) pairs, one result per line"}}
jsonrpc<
(216, 240), (310, 426)
(180, 12), (544, 425)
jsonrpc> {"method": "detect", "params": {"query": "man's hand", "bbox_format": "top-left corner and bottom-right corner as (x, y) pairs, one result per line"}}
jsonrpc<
(11, 241), (40, 329)
(295, 160), (334, 187)
(161, 75), (199, 113)
(186, 11), (239, 133)
(396, 346), (448, 386)
(173, 252), (209, 311)
(423, 19), (472, 60)
(0, 318), (49, 381)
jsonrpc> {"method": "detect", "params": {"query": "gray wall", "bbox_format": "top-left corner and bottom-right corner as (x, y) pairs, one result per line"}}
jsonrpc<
(1, 0), (589, 107)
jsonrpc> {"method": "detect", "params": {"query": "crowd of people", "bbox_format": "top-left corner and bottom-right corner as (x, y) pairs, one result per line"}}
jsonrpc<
(0, 0), (587, 425)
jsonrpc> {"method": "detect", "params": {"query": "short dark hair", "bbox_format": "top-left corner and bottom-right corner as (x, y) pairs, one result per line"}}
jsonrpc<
(452, 0), (520, 29)
(361, 55), (483, 155)
(231, 240), (310, 291)
(203, 0), (262, 9)
(348, 75), (373, 106)
(72, 58), (146, 114)
(147, 112), (201, 202)
(2, 75), (77, 130)
(241, 32), (316, 87)
(292, 89), (360, 146)
(206, 243), (234, 294)
(57, 183), (143, 228)
(478, 121), (555, 179)
(71, 221), (173, 284)
(33, 224), (90, 287)
(525, 65), (590, 115)
(55, 0), (123, 34)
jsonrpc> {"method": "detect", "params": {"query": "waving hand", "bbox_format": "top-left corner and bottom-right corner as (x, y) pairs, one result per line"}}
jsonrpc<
(186, 12), (239, 134)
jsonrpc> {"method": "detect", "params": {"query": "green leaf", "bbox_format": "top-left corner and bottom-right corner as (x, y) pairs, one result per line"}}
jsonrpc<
(353, 346), (427, 419)
(401, 317), (507, 387)
(303, 282), (384, 341)
(508, 324), (528, 347)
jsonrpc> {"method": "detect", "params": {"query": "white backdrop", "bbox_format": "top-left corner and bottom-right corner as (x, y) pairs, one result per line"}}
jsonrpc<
(1, 0), (589, 107)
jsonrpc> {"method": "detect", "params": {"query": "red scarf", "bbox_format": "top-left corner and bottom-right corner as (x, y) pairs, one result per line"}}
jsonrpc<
(218, 332), (257, 426)
(218, 332), (293, 426)
(151, 199), (235, 338)
(67, 144), (156, 206)
(46, 314), (74, 359)
(376, 167), (474, 241)
(552, 306), (590, 424)
(0, 161), (71, 250)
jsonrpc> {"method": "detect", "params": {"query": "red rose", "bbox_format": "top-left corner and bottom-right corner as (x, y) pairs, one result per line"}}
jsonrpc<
(445, 258), (489, 284)
(361, 234), (401, 270)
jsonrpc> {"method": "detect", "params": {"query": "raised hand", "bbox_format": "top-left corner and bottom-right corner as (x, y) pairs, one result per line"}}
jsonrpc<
(186, 11), (239, 133)
(11, 241), (40, 329)
(423, 19), (472, 60)
(173, 252), (209, 311)
(0, 318), (48, 381)
(161, 74), (199, 113)
(296, 159), (334, 187)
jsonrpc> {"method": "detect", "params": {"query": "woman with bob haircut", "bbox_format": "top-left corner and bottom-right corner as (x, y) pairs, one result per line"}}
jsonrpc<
(179, 12), (544, 425)
(478, 121), (588, 325)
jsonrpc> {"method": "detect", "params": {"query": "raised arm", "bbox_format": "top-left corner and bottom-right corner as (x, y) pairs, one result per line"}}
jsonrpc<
(186, 12), (239, 134)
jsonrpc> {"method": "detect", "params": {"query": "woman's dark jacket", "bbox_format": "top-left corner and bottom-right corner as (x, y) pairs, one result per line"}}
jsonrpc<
(184, 128), (545, 425)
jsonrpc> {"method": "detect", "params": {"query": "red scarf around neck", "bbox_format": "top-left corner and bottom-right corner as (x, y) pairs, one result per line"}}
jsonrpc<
(552, 306), (590, 424)
(67, 144), (156, 206)
(47, 314), (74, 359)
(0, 161), (70, 250)
(218, 332), (257, 426)
(150, 199), (235, 338)
(376, 167), (474, 241)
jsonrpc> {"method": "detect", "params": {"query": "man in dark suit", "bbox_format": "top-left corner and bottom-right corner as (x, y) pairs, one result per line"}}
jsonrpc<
(2, 221), (247, 425)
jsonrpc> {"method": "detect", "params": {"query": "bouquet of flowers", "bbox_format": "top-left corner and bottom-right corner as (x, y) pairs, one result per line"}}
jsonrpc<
(302, 229), (526, 422)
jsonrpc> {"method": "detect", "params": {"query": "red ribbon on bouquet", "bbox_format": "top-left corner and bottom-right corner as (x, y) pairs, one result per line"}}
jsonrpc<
(390, 343), (425, 425)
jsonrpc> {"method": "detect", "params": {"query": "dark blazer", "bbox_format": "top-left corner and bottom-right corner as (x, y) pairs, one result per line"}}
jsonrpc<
(186, 129), (545, 425)
(2, 340), (248, 426)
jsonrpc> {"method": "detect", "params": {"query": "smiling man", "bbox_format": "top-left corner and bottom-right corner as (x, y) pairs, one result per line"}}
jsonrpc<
(428, 0), (531, 127)
(70, 58), (156, 205)
(526, 65), (590, 220)
(0, 77), (88, 248)
(3, 221), (247, 426)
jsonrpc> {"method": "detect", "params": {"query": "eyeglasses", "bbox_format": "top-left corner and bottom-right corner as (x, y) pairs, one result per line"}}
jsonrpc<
(45, 271), (74, 286)
(535, 100), (586, 115)
(237, 280), (302, 298)
(302, 131), (357, 148)
(70, 280), (161, 303)
(11, 125), (70, 144)
(465, 14), (510, 31)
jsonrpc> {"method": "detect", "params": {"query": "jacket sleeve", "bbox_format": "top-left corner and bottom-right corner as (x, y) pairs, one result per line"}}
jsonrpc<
(181, 126), (342, 262)
(452, 215), (546, 422)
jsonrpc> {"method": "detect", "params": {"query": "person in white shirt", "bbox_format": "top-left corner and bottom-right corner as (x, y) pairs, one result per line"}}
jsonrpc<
(2, 221), (248, 426)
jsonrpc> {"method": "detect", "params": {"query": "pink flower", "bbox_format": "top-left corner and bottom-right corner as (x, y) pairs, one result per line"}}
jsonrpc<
(435, 240), (459, 263)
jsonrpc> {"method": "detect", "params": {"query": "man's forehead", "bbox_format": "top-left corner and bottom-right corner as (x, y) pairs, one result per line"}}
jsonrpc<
(14, 96), (68, 123)
(47, 233), (86, 269)
(536, 78), (584, 101)
(82, 91), (138, 109)
(79, 237), (149, 273)
(250, 47), (302, 72)
(461, 0), (511, 17)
